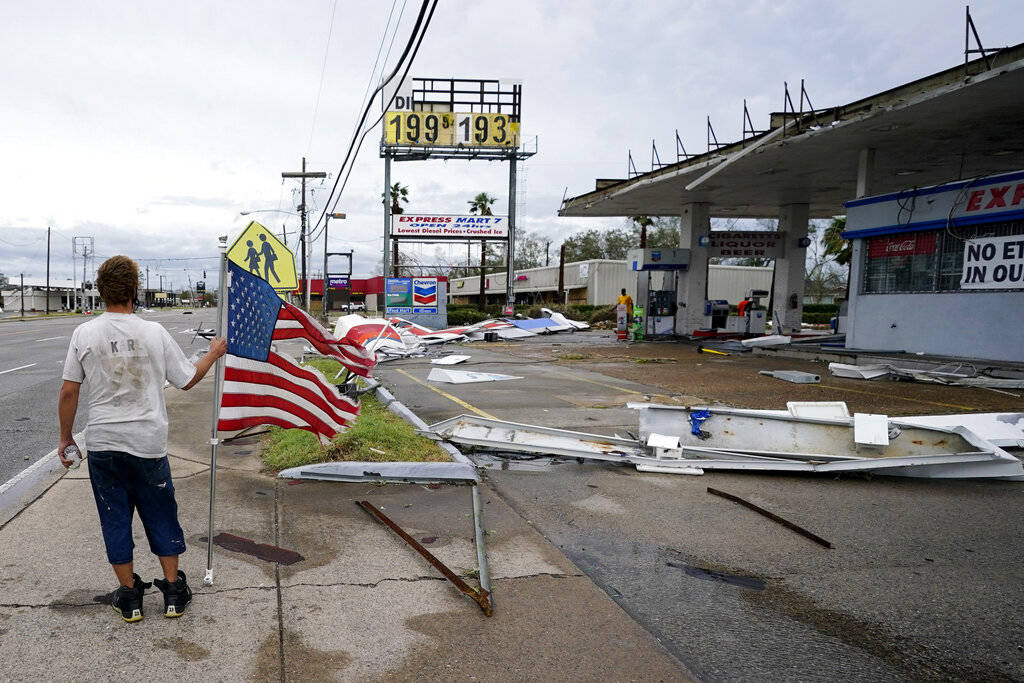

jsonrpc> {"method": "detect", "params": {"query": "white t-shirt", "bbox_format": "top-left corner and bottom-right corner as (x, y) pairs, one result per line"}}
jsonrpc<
(62, 313), (197, 458)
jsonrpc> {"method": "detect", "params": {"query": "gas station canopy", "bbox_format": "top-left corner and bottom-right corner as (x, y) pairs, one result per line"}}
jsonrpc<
(559, 44), (1024, 219)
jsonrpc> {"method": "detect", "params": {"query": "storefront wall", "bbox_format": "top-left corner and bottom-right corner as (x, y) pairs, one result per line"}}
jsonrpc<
(847, 239), (1024, 362)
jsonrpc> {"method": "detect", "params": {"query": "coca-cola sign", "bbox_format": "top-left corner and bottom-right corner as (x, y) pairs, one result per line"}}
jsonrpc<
(868, 232), (936, 258)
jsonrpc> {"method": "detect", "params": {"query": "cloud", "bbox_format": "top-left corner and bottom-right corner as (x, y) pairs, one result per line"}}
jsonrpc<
(2, 0), (1021, 284)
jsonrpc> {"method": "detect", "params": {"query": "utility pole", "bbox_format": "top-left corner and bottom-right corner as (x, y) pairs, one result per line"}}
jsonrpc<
(20, 273), (24, 318)
(478, 241), (487, 312)
(45, 227), (51, 316)
(146, 267), (150, 307)
(282, 157), (326, 312)
(281, 223), (289, 248)
(558, 243), (566, 301)
(72, 236), (94, 313)
(82, 246), (89, 312)
(545, 240), (551, 266)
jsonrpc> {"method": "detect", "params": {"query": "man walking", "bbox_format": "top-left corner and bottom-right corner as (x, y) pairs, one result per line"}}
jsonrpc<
(58, 255), (226, 622)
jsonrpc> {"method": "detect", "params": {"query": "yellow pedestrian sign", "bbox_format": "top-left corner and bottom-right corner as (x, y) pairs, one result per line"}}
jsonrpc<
(227, 221), (297, 292)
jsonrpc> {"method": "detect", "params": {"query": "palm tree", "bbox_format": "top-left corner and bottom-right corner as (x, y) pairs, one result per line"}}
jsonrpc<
(823, 216), (851, 300)
(468, 192), (498, 216)
(630, 215), (654, 247)
(382, 182), (409, 215)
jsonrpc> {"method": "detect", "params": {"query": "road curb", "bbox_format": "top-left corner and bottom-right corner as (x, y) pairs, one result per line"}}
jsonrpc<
(0, 441), (74, 528)
(375, 384), (473, 465)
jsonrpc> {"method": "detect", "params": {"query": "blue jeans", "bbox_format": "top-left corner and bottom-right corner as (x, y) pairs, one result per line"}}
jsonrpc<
(87, 451), (186, 565)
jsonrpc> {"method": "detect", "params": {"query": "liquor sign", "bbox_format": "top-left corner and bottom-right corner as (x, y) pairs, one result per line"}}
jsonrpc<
(867, 233), (937, 259)
(705, 231), (784, 259)
(327, 276), (350, 290)
(392, 215), (508, 239)
(960, 234), (1024, 289)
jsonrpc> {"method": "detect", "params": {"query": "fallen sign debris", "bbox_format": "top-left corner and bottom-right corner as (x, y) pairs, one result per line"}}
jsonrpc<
(741, 334), (791, 348)
(427, 368), (522, 384)
(357, 500), (492, 616)
(758, 370), (821, 384)
(279, 461), (491, 616)
(707, 487), (833, 548)
(827, 361), (1024, 390)
(427, 403), (1024, 481)
(431, 354), (471, 365)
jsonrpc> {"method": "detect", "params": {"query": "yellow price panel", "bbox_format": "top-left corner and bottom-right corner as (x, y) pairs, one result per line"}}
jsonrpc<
(454, 113), (519, 147)
(383, 111), (455, 146)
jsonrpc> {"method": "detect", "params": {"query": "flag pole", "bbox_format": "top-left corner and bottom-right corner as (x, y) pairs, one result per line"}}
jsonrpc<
(205, 235), (229, 586)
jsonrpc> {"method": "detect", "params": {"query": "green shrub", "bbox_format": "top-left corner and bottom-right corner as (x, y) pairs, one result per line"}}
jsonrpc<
(802, 303), (840, 315)
(588, 305), (617, 323)
(802, 312), (835, 324)
(447, 307), (490, 326)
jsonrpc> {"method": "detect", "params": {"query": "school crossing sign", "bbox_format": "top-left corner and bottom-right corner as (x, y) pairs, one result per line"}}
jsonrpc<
(227, 221), (298, 293)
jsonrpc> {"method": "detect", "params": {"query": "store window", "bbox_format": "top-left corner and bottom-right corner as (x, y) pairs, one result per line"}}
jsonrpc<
(862, 221), (1024, 294)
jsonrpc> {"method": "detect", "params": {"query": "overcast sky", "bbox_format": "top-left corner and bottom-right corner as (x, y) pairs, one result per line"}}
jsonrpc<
(2, 0), (1021, 288)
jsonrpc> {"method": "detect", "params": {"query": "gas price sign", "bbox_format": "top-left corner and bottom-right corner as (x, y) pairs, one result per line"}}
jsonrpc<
(384, 112), (455, 146)
(384, 111), (519, 148)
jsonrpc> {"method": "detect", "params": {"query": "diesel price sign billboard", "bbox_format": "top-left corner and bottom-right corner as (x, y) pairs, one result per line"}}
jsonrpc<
(391, 215), (508, 239)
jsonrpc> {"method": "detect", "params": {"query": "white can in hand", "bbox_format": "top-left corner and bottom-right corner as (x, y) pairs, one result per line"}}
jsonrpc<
(63, 444), (83, 470)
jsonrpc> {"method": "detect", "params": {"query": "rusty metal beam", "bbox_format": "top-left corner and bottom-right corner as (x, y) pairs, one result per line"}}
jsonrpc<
(707, 487), (834, 549)
(357, 500), (493, 616)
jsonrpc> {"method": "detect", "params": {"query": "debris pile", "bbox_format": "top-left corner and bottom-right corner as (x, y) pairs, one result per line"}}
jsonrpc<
(827, 361), (1024, 394)
(427, 402), (1024, 481)
(331, 309), (591, 360)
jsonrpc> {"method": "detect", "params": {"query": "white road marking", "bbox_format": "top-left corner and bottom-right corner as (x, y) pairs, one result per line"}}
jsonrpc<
(35, 336), (67, 342)
(0, 363), (38, 375)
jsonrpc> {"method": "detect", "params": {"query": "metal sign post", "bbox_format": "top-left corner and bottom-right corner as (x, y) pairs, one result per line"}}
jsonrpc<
(204, 235), (229, 586)
(380, 77), (535, 312)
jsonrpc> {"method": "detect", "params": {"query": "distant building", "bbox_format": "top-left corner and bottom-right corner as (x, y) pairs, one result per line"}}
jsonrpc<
(447, 259), (773, 308)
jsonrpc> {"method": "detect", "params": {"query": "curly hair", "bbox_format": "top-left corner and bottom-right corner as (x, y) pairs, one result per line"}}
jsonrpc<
(96, 255), (139, 306)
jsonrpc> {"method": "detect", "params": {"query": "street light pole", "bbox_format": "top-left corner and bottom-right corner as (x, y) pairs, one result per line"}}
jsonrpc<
(324, 212), (346, 320)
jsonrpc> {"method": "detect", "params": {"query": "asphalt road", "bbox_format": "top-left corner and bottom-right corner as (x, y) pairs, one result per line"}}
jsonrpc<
(0, 309), (216, 486)
(375, 334), (1024, 681)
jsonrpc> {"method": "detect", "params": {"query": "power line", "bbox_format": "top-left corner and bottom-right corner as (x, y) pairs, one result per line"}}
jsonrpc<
(310, 0), (434, 236)
(305, 0), (340, 156)
(317, 0), (438, 237)
(309, 0), (438, 244)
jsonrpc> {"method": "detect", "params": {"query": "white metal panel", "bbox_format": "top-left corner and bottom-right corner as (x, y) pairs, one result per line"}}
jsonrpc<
(707, 265), (774, 304)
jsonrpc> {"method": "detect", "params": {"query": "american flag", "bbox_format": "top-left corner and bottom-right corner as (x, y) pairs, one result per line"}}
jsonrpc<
(217, 261), (374, 441)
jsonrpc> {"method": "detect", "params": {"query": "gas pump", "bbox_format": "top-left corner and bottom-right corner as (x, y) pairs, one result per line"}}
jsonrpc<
(725, 288), (768, 335)
(646, 289), (677, 336)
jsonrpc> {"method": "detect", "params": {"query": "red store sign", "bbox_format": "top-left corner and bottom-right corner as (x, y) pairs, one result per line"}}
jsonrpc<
(867, 232), (937, 258)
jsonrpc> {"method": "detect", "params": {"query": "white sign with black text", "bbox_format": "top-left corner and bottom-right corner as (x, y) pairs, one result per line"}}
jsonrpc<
(960, 234), (1024, 290)
(391, 215), (508, 239)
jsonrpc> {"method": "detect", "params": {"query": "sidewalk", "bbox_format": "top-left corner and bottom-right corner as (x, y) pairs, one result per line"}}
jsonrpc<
(0, 376), (691, 681)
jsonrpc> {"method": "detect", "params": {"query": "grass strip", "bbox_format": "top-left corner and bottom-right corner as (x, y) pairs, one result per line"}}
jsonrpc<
(260, 357), (449, 471)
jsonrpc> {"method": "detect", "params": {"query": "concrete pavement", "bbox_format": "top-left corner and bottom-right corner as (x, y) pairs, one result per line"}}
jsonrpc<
(0, 367), (692, 681)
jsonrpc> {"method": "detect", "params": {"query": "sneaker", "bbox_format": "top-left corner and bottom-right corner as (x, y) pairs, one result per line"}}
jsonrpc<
(153, 570), (192, 618)
(110, 574), (151, 623)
